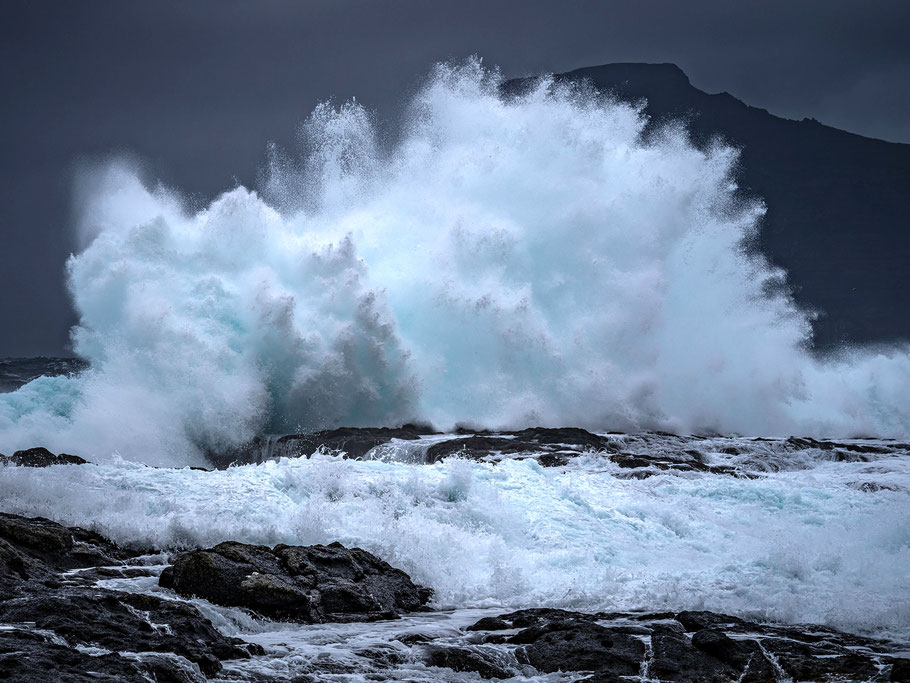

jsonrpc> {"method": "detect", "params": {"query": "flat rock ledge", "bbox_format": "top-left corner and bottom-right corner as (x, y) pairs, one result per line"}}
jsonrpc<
(159, 540), (433, 622)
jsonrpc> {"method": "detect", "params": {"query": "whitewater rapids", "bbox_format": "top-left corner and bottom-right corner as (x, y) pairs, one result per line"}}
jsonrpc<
(1, 59), (910, 466)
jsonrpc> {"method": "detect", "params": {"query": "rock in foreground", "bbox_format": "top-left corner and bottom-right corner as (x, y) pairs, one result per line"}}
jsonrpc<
(452, 608), (909, 682)
(160, 540), (433, 622)
(0, 513), (259, 680)
(0, 446), (87, 467)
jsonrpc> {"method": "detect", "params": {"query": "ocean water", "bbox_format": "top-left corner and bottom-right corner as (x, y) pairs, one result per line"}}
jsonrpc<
(2, 436), (909, 643)
(1, 59), (910, 467)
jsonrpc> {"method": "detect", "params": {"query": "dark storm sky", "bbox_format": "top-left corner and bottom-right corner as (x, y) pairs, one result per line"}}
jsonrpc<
(2, 0), (909, 356)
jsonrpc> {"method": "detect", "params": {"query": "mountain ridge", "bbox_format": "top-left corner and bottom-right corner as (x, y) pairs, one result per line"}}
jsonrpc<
(505, 63), (910, 348)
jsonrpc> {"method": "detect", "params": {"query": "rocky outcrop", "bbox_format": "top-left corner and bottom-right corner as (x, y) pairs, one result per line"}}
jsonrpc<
(0, 512), (137, 594)
(0, 446), (87, 467)
(0, 628), (204, 683)
(455, 608), (907, 682)
(208, 424), (436, 467)
(425, 427), (616, 466)
(160, 540), (433, 622)
(0, 513), (260, 680)
(423, 427), (747, 475)
(0, 589), (258, 677)
(1, 513), (907, 681)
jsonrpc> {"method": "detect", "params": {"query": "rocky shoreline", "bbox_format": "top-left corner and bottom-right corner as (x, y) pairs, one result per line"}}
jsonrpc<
(0, 511), (907, 682)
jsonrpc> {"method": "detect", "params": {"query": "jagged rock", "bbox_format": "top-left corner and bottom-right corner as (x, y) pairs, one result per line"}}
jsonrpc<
(762, 636), (879, 681)
(0, 446), (87, 467)
(425, 427), (614, 465)
(510, 618), (645, 676)
(510, 427), (615, 451)
(690, 627), (772, 675)
(423, 643), (518, 679)
(161, 540), (433, 622)
(465, 616), (511, 631)
(675, 610), (747, 632)
(0, 514), (260, 679)
(649, 630), (743, 682)
(0, 589), (259, 677)
(426, 435), (548, 463)
(353, 643), (410, 668)
(0, 512), (141, 598)
(209, 424), (436, 467)
(0, 628), (203, 682)
(462, 608), (895, 682)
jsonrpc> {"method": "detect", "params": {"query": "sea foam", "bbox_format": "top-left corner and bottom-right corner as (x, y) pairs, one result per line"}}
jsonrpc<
(2, 59), (910, 465)
(1, 451), (908, 639)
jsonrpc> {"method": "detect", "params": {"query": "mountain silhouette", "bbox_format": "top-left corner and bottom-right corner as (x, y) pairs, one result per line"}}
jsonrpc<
(505, 63), (910, 349)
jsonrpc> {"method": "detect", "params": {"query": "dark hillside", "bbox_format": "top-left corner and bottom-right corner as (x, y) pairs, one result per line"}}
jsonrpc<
(505, 64), (910, 348)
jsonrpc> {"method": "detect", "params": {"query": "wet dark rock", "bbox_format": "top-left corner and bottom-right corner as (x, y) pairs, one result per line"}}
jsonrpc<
(510, 427), (615, 451)
(353, 644), (409, 668)
(423, 428), (761, 476)
(892, 658), (910, 681)
(209, 424), (436, 467)
(0, 589), (257, 677)
(0, 512), (140, 597)
(393, 632), (435, 646)
(497, 608), (600, 628)
(0, 446), (87, 467)
(511, 618), (644, 676)
(426, 435), (547, 463)
(162, 540), (432, 622)
(466, 616), (511, 631)
(0, 514), (259, 680)
(0, 628), (203, 682)
(675, 610), (747, 632)
(423, 643), (518, 679)
(650, 631), (742, 682)
(425, 427), (614, 465)
(462, 608), (898, 681)
(275, 425), (432, 459)
(762, 636), (879, 681)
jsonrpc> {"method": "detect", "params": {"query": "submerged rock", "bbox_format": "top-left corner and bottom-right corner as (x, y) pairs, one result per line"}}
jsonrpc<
(160, 540), (433, 622)
(0, 589), (259, 677)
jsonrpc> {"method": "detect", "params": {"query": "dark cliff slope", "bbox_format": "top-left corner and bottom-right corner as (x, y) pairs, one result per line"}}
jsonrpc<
(504, 63), (910, 349)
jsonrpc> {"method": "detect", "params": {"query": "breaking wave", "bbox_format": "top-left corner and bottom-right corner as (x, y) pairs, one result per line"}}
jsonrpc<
(2, 59), (909, 466)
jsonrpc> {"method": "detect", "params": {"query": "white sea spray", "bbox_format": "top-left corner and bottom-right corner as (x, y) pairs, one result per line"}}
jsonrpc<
(1, 449), (908, 639)
(2, 60), (910, 464)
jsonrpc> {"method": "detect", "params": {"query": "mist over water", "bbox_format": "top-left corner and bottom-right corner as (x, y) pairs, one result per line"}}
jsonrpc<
(2, 59), (910, 466)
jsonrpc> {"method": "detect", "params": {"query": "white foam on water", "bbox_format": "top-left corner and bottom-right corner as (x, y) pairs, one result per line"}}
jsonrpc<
(1, 451), (908, 641)
(1, 59), (910, 465)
